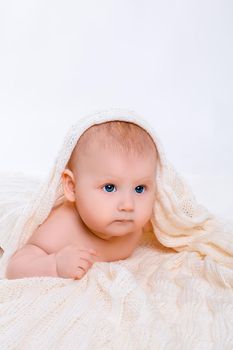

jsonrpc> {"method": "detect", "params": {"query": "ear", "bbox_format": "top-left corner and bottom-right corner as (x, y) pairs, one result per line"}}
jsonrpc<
(61, 169), (76, 202)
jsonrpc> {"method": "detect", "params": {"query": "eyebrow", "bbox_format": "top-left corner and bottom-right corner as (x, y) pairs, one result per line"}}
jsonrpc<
(98, 176), (154, 183)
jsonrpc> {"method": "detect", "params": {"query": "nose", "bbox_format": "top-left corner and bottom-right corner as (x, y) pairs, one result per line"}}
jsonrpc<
(117, 192), (134, 212)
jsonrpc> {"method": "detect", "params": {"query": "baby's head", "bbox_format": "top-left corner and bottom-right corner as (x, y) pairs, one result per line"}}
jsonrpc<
(62, 121), (158, 240)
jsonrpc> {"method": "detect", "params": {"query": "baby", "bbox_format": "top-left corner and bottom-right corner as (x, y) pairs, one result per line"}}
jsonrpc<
(6, 121), (158, 280)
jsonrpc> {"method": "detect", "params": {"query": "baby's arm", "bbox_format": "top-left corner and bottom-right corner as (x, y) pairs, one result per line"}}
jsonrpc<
(6, 204), (99, 279)
(6, 205), (68, 279)
(6, 244), (58, 279)
(6, 243), (98, 279)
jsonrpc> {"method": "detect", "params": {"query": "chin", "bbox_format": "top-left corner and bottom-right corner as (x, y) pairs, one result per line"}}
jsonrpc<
(97, 231), (127, 240)
(110, 230), (134, 237)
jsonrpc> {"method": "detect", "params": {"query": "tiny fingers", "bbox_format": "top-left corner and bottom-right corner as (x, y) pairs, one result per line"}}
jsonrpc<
(74, 267), (85, 280)
(74, 251), (98, 280)
(80, 256), (93, 268)
(74, 263), (88, 280)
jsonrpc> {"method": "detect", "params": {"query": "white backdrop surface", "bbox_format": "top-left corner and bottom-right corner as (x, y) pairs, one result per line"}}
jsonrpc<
(0, 1), (232, 220)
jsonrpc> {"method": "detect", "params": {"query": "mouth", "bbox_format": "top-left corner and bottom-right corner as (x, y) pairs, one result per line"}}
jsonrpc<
(115, 220), (133, 223)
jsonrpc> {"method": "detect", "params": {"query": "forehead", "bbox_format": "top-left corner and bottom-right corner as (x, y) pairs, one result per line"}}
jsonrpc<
(79, 146), (156, 179)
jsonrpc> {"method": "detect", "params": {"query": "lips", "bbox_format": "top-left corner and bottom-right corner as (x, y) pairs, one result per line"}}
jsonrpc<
(115, 220), (132, 222)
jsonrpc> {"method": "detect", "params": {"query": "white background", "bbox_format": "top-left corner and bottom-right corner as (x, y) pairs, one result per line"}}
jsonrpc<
(0, 1), (232, 219)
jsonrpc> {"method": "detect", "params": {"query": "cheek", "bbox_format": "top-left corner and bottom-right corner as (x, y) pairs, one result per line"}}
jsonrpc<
(75, 191), (110, 223)
(137, 197), (154, 219)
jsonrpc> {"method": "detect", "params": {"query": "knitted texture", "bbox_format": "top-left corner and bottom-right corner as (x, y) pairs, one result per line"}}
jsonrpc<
(0, 108), (233, 349)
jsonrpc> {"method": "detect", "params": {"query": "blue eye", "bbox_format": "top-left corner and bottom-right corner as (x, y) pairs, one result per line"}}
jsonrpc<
(103, 184), (116, 192)
(135, 185), (145, 194)
(103, 184), (146, 194)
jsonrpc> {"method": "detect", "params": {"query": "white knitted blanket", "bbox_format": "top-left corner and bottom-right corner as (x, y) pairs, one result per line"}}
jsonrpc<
(0, 109), (233, 350)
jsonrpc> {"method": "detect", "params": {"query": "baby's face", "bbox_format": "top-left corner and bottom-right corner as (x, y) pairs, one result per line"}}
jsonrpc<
(73, 147), (156, 240)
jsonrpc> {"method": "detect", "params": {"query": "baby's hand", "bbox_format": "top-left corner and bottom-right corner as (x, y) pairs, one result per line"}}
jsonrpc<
(55, 244), (100, 279)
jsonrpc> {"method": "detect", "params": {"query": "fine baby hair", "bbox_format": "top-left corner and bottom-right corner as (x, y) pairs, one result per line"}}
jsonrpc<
(66, 120), (159, 174)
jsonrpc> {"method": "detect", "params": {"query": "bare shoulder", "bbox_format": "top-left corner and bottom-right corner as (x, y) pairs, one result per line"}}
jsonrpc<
(26, 201), (80, 254)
